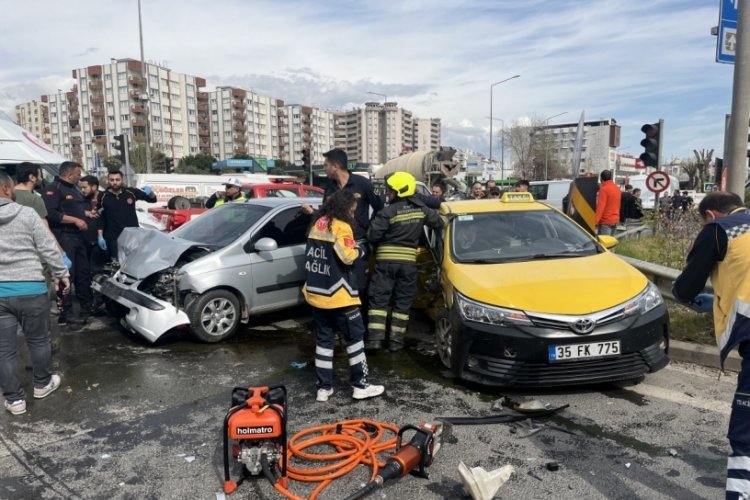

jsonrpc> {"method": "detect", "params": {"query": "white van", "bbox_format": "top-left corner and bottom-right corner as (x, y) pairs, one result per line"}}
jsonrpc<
(625, 173), (680, 210)
(528, 180), (573, 210)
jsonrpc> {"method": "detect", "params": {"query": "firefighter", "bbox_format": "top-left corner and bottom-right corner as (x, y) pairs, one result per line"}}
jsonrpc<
(303, 189), (385, 403)
(205, 178), (246, 208)
(366, 172), (442, 351)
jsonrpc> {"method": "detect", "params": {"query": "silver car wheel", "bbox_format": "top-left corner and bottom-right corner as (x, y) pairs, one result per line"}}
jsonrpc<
(200, 298), (237, 337)
(435, 314), (454, 369)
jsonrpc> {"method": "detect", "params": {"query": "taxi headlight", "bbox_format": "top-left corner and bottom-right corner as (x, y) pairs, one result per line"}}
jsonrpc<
(623, 282), (664, 316)
(455, 292), (532, 327)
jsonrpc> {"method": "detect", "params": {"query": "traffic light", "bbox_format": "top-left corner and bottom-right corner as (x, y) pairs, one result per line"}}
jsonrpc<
(301, 149), (311, 169)
(165, 158), (174, 173)
(639, 122), (661, 168)
(113, 134), (127, 163)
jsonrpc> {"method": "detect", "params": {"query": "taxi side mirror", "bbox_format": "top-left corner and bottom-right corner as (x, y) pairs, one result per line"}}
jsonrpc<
(597, 235), (618, 249)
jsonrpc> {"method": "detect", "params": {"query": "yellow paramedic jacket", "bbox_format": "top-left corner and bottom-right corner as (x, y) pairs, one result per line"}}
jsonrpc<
(302, 216), (361, 309)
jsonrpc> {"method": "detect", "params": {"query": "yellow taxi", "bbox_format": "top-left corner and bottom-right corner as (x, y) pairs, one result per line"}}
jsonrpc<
(422, 192), (669, 387)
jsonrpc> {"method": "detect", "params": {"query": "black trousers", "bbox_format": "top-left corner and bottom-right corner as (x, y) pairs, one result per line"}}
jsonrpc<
(57, 232), (92, 310)
(367, 261), (417, 343)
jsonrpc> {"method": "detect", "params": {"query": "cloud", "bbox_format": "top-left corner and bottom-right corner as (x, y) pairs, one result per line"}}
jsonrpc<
(73, 47), (99, 57)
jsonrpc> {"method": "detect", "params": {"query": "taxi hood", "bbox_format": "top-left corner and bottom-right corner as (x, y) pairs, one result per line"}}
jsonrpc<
(117, 227), (209, 279)
(448, 252), (649, 315)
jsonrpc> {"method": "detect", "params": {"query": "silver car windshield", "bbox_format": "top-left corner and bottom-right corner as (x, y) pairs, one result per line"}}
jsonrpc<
(451, 210), (600, 263)
(171, 204), (271, 247)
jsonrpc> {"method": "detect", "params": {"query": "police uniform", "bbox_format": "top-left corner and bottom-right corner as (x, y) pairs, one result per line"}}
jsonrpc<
(367, 193), (441, 351)
(673, 207), (750, 500)
(207, 192), (246, 208)
(42, 176), (93, 316)
(100, 187), (156, 260)
(303, 216), (369, 392)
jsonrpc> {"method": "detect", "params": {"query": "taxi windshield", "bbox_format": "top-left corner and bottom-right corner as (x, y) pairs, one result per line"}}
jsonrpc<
(171, 203), (270, 247)
(451, 210), (600, 263)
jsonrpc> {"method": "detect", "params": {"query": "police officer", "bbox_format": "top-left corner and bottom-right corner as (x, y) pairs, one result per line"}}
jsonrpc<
(205, 177), (246, 208)
(366, 172), (442, 351)
(672, 191), (750, 500)
(98, 170), (157, 261)
(79, 175), (105, 278)
(301, 149), (384, 324)
(42, 161), (92, 323)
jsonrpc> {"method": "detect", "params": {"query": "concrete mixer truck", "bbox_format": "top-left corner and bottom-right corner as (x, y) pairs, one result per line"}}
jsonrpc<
(371, 147), (465, 198)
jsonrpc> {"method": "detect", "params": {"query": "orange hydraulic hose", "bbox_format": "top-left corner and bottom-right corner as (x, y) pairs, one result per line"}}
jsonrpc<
(273, 418), (399, 500)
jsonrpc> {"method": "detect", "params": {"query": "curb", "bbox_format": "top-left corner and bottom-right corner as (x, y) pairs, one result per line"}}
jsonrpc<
(669, 339), (741, 373)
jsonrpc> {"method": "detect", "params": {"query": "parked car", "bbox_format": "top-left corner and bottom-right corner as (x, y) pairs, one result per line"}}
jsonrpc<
(93, 198), (321, 343)
(528, 179), (573, 210)
(149, 183), (324, 231)
(420, 192), (669, 387)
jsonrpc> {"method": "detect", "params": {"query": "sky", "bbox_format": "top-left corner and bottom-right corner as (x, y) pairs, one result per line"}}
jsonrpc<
(0, 0), (736, 164)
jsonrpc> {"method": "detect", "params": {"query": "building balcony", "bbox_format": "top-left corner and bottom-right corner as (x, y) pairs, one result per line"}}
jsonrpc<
(66, 91), (77, 101)
(199, 138), (210, 146)
(234, 135), (247, 143)
(44, 138), (52, 144)
(99, 147), (108, 156)
(197, 91), (208, 100)
(89, 80), (103, 91)
(42, 116), (49, 124)
(232, 112), (246, 121)
(233, 146), (247, 155)
(130, 104), (146, 114)
(231, 88), (246, 99)
(70, 126), (81, 133)
(232, 100), (244, 110)
(233, 124), (247, 132)
(92, 136), (107, 145)
(303, 136), (312, 143)
(197, 103), (209, 113)
(128, 75), (145, 87)
(91, 108), (105, 117)
(302, 126), (312, 134)
(198, 127), (210, 136)
(129, 90), (143, 100)
(87, 65), (103, 77)
(71, 146), (82, 154)
(90, 95), (104, 105)
(131, 118), (146, 128)
(197, 115), (209, 125)
(69, 112), (80, 121)
(71, 137), (82, 145)
(67, 104), (78, 113)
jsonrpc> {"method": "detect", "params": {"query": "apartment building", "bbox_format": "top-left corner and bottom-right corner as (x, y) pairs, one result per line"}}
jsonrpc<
(15, 99), (51, 144)
(278, 104), (335, 165)
(335, 102), (441, 164)
(39, 59), (207, 171)
(208, 87), (280, 162)
(535, 118), (621, 176)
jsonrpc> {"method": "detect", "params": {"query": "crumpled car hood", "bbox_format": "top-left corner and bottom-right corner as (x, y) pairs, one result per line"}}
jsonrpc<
(117, 228), (204, 279)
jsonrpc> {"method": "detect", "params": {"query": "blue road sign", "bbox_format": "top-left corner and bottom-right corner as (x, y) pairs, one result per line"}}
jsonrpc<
(717, 0), (738, 64)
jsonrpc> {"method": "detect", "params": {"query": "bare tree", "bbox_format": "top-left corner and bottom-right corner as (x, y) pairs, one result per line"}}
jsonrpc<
(503, 116), (566, 180)
(680, 157), (699, 190)
(693, 149), (713, 192)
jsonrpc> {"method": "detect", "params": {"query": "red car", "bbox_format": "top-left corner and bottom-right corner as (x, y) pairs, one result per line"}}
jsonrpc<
(149, 183), (324, 231)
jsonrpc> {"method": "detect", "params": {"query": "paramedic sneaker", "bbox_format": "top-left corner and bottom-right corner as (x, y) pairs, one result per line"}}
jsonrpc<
(4, 399), (26, 415)
(316, 388), (334, 402)
(352, 384), (385, 400)
(34, 374), (61, 399)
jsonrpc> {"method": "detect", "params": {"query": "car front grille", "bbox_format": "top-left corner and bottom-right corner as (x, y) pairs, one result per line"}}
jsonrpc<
(526, 308), (625, 333)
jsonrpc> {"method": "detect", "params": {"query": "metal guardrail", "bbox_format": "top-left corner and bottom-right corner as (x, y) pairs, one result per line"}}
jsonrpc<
(617, 255), (713, 301)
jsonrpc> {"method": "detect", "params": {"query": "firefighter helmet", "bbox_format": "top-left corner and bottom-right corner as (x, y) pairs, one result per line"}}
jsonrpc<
(386, 171), (417, 198)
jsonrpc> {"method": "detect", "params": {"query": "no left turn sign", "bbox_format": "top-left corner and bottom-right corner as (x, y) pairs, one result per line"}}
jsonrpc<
(646, 171), (670, 193)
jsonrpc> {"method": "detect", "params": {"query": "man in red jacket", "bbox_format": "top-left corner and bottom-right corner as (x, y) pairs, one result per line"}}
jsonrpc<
(595, 170), (621, 235)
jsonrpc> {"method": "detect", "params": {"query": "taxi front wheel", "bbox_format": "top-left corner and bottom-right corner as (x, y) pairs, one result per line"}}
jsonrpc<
(435, 309), (460, 376)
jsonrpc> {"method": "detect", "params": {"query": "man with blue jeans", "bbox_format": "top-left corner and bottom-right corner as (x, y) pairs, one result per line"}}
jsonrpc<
(0, 172), (69, 415)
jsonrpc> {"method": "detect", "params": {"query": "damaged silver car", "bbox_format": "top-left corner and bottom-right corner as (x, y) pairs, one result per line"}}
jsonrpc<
(92, 198), (320, 343)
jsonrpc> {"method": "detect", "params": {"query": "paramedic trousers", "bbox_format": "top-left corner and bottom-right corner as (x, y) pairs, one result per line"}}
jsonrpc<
(313, 306), (368, 391)
(727, 342), (750, 499)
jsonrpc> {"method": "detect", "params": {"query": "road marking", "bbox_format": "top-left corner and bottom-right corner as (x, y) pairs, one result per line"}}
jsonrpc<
(628, 383), (731, 416)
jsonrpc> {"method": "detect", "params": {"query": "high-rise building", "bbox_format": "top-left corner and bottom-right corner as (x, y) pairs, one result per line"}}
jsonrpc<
(534, 118), (620, 176)
(278, 104), (335, 165)
(15, 99), (50, 144)
(334, 102), (440, 164)
(208, 87), (281, 162)
(57, 59), (207, 171)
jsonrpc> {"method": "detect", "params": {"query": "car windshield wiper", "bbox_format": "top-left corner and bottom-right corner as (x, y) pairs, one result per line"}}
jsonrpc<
(528, 252), (590, 260)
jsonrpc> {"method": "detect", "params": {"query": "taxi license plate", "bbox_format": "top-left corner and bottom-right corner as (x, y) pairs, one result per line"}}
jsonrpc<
(548, 341), (620, 362)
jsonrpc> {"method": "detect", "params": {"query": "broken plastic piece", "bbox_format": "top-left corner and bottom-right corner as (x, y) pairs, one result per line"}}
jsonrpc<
(514, 399), (552, 413)
(491, 398), (506, 411)
(458, 461), (514, 500)
(101, 454), (111, 459)
(625, 463), (631, 468)
(290, 361), (308, 369)
(185, 455), (196, 463)
(668, 448), (678, 457)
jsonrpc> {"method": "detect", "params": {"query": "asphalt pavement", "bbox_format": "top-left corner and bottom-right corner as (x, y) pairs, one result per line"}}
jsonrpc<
(0, 310), (734, 500)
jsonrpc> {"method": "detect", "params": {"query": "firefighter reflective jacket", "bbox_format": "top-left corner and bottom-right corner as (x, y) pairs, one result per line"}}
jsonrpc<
(712, 209), (750, 364)
(367, 197), (442, 263)
(303, 216), (361, 309)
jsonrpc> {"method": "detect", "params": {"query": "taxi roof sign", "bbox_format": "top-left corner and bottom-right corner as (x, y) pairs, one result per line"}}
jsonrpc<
(500, 192), (535, 203)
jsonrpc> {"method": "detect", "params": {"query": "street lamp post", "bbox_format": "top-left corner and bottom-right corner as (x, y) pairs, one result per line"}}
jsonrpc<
(138, 0), (152, 174)
(489, 75), (520, 162)
(486, 117), (505, 179)
(543, 111), (568, 180)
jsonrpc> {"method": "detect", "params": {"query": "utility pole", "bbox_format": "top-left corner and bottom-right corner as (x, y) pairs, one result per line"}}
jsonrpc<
(138, 0), (152, 174)
(725, 0), (750, 197)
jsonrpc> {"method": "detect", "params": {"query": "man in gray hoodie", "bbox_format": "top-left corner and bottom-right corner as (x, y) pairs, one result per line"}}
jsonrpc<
(0, 172), (70, 415)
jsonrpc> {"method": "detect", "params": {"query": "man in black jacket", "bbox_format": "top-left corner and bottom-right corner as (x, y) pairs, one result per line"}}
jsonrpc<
(366, 172), (442, 351)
